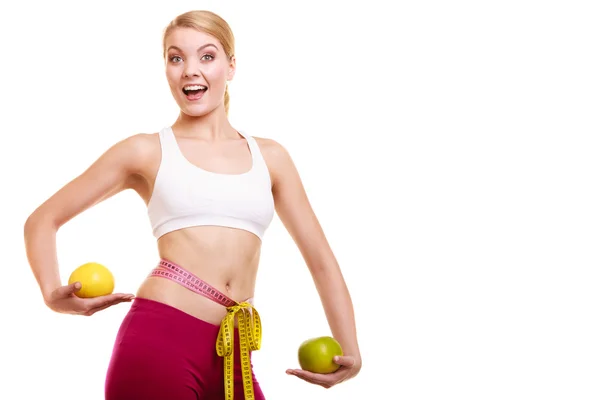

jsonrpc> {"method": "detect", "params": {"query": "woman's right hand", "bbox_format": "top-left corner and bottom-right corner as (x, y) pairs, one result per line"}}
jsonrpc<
(44, 282), (135, 316)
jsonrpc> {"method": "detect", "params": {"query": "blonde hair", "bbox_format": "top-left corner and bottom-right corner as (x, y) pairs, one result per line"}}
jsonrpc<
(163, 10), (235, 115)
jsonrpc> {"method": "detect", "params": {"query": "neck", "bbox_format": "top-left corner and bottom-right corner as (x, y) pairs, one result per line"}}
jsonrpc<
(171, 104), (236, 141)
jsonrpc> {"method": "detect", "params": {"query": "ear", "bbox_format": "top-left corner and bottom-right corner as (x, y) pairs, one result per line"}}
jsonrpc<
(227, 55), (236, 81)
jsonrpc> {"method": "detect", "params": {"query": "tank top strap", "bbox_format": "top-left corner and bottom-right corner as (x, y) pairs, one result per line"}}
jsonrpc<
(158, 126), (180, 154)
(238, 130), (266, 165)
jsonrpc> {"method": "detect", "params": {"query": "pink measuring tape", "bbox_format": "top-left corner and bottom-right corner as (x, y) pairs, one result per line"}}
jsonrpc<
(149, 259), (238, 307)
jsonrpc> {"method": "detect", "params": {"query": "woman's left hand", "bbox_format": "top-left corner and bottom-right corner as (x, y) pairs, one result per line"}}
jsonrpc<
(286, 355), (361, 389)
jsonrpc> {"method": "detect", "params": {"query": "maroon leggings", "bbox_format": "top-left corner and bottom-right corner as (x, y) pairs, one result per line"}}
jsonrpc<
(104, 297), (265, 399)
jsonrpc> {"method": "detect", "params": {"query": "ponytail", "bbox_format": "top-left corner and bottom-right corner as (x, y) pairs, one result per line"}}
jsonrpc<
(224, 84), (230, 115)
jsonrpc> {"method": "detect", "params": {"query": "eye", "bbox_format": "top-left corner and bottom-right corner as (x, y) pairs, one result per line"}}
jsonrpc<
(201, 54), (215, 61)
(169, 55), (182, 63)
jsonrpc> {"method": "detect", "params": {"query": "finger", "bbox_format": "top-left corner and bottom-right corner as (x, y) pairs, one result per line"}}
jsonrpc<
(55, 282), (82, 298)
(87, 293), (134, 308)
(96, 293), (135, 300)
(286, 370), (329, 387)
(288, 371), (319, 384)
(109, 293), (136, 302)
(287, 368), (335, 381)
(291, 374), (335, 389)
(84, 297), (134, 316)
(286, 368), (346, 388)
(333, 355), (355, 367)
(84, 299), (128, 316)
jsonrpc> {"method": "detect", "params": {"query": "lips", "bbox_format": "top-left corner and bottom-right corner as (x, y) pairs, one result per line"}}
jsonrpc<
(182, 84), (208, 101)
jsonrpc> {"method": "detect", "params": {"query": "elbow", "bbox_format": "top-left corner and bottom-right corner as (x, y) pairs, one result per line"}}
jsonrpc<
(308, 260), (340, 282)
(306, 249), (340, 276)
(24, 213), (37, 236)
(24, 213), (38, 241)
(24, 210), (58, 238)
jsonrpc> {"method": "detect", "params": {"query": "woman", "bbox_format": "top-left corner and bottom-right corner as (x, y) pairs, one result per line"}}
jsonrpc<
(23, 9), (361, 399)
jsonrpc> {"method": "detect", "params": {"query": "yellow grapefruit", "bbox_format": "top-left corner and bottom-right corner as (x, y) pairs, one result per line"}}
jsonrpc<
(298, 336), (343, 374)
(68, 262), (114, 298)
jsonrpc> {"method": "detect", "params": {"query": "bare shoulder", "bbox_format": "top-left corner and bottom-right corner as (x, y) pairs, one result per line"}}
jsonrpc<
(98, 131), (164, 185)
(253, 136), (296, 185)
(109, 132), (163, 202)
(122, 131), (158, 149)
(253, 136), (296, 182)
(112, 132), (161, 171)
(253, 136), (288, 158)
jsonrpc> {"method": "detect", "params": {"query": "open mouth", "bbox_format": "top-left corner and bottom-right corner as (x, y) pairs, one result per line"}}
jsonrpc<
(182, 84), (208, 100)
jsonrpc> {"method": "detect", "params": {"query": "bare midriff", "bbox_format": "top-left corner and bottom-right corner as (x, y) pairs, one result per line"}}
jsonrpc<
(136, 225), (262, 326)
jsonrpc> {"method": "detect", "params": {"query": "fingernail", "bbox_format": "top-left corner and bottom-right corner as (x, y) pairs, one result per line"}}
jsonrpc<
(334, 356), (340, 362)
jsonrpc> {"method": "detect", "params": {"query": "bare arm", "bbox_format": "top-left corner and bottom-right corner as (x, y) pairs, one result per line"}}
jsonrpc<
(24, 133), (153, 303)
(261, 138), (361, 384)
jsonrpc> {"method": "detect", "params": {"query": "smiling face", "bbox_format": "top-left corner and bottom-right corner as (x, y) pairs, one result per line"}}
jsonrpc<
(164, 27), (236, 117)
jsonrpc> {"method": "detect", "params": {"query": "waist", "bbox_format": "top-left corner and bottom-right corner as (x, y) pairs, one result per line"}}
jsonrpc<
(137, 255), (258, 325)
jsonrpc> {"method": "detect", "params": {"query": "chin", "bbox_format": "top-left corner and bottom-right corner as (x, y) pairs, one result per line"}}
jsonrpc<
(182, 106), (210, 117)
(178, 102), (219, 118)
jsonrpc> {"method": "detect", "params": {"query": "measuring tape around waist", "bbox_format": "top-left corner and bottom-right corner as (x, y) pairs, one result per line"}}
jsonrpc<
(149, 259), (262, 400)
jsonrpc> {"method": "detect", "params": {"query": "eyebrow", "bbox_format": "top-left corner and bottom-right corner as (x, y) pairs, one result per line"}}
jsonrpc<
(166, 43), (218, 53)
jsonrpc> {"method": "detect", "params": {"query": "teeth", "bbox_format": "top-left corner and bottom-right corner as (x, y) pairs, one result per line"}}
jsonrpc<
(184, 85), (207, 91)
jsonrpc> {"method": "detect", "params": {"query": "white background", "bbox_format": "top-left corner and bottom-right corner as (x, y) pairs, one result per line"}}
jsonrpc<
(1, 0), (599, 399)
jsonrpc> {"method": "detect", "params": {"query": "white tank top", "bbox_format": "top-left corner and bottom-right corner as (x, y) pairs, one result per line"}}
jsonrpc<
(147, 126), (275, 240)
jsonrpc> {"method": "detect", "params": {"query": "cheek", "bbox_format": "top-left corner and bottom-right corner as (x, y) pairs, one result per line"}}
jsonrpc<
(165, 68), (180, 88)
(204, 64), (229, 86)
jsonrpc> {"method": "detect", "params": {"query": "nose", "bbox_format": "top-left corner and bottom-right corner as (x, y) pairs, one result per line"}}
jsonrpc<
(183, 58), (201, 78)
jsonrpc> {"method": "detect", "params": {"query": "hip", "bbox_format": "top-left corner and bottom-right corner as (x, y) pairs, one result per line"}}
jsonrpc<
(117, 258), (264, 400)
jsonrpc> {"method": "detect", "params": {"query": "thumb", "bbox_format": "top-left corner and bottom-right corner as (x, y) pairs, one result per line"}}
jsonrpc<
(333, 355), (355, 367)
(57, 281), (82, 297)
